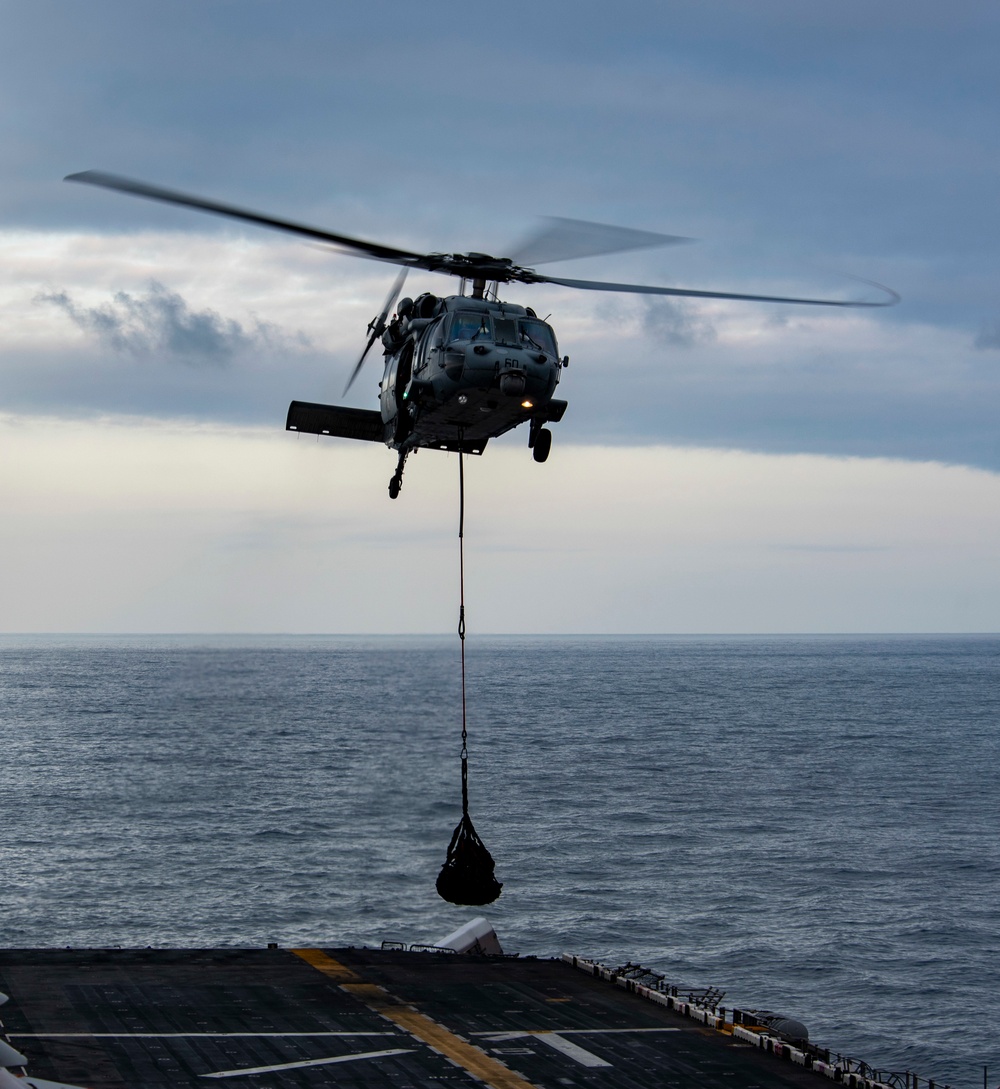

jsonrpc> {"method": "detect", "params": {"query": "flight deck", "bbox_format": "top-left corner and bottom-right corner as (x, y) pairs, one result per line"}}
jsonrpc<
(0, 943), (886, 1089)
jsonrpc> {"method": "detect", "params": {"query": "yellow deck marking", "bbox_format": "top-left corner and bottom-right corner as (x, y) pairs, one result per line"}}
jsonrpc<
(293, 949), (539, 1089)
(291, 948), (361, 983)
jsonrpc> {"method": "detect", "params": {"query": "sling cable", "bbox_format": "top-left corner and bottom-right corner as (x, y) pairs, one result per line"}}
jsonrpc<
(436, 443), (503, 906)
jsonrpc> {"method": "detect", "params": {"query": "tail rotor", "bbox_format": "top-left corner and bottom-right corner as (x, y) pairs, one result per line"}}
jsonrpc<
(344, 267), (409, 395)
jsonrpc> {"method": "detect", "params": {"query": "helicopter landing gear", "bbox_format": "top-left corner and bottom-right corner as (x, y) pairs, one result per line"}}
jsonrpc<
(388, 448), (409, 499)
(531, 427), (552, 463)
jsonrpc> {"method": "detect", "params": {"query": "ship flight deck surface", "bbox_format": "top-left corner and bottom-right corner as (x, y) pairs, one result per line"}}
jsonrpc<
(0, 945), (838, 1089)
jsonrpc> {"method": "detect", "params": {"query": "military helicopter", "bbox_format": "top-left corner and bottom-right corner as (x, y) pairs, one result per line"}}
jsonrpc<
(66, 171), (898, 498)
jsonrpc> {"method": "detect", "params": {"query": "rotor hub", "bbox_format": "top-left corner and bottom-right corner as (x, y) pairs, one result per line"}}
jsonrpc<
(420, 253), (522, 282)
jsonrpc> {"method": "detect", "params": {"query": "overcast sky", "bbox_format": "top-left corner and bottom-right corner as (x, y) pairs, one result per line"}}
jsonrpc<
(1, 0), (998, 632)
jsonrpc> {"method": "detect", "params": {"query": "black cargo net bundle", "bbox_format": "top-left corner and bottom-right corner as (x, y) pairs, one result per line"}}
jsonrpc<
(436, 447), (503, 907)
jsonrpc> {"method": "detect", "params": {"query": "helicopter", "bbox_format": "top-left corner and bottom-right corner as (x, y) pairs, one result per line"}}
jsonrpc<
(66, 171), (899, 498)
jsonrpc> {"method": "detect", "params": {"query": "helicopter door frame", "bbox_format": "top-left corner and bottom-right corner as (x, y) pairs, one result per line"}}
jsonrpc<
(415, 316), (446, 376)
(389, 340), (415, 443)
(380, 352), (398, 423)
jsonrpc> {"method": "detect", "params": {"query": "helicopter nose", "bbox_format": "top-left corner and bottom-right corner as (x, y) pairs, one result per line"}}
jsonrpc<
(500, 373), (526, 397)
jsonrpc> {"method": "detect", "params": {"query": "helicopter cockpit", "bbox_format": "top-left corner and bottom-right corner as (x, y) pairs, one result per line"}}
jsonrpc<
(517, 318), (558, 356)
(447, 311), (558, 356)
(449, 312), (489, 342)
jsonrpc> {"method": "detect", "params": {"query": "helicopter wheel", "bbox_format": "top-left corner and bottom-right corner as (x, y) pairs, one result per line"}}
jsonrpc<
(388, 448), (409, 499)
(532, 428), (552, 463)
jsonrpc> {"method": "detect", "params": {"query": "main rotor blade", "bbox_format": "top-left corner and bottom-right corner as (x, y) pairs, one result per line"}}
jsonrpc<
(344, 267), (409, 395)
(509, 216), (691, 267)
(65, 171), (424, 266)
(534, 273), (901, 308)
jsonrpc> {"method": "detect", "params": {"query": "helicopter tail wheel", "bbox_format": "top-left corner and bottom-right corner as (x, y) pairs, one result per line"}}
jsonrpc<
(532, 427), (552, 463)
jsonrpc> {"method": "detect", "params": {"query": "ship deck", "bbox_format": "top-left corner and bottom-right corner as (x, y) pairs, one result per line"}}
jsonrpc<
(0, 945), (829, 1089)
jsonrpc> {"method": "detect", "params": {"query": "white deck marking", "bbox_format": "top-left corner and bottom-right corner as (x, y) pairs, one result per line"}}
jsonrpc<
(535, 1034), (612, 1067)
(478, 1027), (683, 1069)
(201, 1047), (414, 1078)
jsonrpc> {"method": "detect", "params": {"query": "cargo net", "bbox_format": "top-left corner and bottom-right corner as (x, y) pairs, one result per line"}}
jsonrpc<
(436, 812), (502, 906)
(436, 446), (502, 906)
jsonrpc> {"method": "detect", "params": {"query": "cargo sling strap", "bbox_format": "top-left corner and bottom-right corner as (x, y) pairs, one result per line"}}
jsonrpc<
(436, 444), (503, 906)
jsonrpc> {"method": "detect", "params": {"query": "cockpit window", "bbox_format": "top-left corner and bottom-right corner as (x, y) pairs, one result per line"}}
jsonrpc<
(518, 319), (557, 356)
(450, 312), (490, 341)
(493, 317), (519, 346)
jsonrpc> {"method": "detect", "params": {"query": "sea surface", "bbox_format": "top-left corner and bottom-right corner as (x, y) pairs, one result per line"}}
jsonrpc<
(1, 634), (997, 1088)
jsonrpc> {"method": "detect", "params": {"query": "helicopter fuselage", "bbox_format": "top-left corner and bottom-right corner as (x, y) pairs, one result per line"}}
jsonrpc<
(379, 293), (567, 454)
(286, 291), (568, 474)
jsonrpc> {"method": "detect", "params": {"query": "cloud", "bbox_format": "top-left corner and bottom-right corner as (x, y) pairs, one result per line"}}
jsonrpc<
(973, 322), (1000, 351)
(642, 297), (717, 347)
(36, 282), (297, 366)
(0, 230), (396, 423)
(2, 415), (1000, 633)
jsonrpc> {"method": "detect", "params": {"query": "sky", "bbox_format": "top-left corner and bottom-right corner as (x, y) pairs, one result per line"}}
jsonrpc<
(1, 0), (999, 632)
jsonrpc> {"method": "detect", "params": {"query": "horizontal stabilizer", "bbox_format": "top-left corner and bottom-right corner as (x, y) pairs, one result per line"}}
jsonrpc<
(286, 401), (385, 442)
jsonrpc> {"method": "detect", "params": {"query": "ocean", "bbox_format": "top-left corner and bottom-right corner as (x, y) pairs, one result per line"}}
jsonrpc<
(1, 634), (997, 1088)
